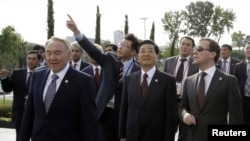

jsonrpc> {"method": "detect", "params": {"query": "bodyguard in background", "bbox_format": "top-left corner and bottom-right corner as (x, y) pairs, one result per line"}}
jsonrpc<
(33, 44), (47, 67)
(164, 36), (198, 141)
(234, 41), (250, 125)
(18, 36), (97, 141)
(0, 50), (41, 141)
(69, 41), (89, 70)
(217, 44), (240, 75)
(82, 43), (104, 97)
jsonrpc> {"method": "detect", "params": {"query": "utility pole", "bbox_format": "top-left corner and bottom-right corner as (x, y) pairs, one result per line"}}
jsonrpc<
(140, 17), (147, 40)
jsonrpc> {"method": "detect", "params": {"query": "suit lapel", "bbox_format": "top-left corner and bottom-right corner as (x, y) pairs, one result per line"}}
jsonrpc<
(141, 69), (161, 106)
(190, 73), (200, 110)
(133, 72), (143, 106)
(38, 69), (50, 115)
(203, 70), (224, 109)
(170, 57), (178, 74)
(47, 68), (73, 114)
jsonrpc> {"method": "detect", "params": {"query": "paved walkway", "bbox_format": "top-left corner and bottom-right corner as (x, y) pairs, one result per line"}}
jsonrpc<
(0, 128), (15, 141)
(0, 127), (178, 141)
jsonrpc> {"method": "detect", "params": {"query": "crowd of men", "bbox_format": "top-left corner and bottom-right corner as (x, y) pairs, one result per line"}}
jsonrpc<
(0, 14), (249, 141)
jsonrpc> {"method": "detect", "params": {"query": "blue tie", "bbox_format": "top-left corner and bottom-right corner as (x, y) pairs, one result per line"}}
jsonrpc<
(44, 74), (59, 113)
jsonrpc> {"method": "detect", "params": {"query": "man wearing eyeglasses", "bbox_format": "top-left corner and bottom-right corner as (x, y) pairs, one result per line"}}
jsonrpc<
(179, 38), (243, 141)
(66, 14), (140, 141)
(164, 36), (198, 141)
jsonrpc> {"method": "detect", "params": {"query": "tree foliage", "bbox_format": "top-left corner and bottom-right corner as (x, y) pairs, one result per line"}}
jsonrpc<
(149, 22), (155, 41)
(210, 6), (235, 41)
(47, 0), (54, 39)
(183, 1), (214, 37)
(162, 11), (183, 56)
(0, 26), (27, 70)
(231, 30), (245, 51)
(95, 5), (101, 44)
(182, 1), (236, 40)
(124, 15), (129, 35)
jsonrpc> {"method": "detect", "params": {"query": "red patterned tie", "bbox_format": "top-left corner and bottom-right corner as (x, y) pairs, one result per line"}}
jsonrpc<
(141, 73), (148, 98)
(95, 67), (100, 87)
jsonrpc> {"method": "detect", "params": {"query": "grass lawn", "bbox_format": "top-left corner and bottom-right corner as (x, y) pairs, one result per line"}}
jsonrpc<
(0, 99), (12, 104)
(0, 98), (12, 122)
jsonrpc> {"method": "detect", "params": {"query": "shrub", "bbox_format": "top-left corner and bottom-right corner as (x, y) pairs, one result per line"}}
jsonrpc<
(0, 99), (12, 122)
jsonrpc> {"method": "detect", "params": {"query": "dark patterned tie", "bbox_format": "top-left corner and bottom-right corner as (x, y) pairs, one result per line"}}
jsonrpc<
(95, 67), (100, 87)
(44, 74), (59, 113)
(141, 73), (148, 98)
(176, 59), (187, 82)
(73, 63), (77, 69)
(245, 62), (250, 97)
(221, 60), (227, 72)
(118, 63), (124, 85)
(197, 72), (207, 109)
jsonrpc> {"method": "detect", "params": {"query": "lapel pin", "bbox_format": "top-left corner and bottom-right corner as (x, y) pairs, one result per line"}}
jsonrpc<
(219, 77), (222, 80)
(155, 79), (158, 82)
(65, 80), (69, 83)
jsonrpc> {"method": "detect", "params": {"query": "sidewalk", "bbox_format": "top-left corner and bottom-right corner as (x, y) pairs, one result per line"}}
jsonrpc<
(0, 127), (178, 141)
(0, 128), (15, 141)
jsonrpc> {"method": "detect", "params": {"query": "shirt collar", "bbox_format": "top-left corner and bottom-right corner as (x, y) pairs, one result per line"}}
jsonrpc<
(123, 58), (134, 69)
(178, 55), (191, 62)
(141, 66), (156, 79)
(49, 63), (70, 80)
(198, 65), (216, 77)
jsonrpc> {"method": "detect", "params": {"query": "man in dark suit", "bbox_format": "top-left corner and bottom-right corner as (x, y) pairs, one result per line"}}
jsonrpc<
(69, 41), (89, 71)
(119, 40), (177, 141)
(217, 44), (240, 75)
(18, 36), (98, 141)
(0, 50), (41, 141)
(105, 44), (118, 55)
(67, 15), (140, 141)
(82, 43), (104, 97)
(164, 36), (198, 141)
(234, 41), (250, 125)
(179, 38), (243, 141)
(33, 44), (47, 67)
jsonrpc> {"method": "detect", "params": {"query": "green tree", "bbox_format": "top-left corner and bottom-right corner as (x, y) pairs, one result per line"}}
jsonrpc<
(95, 5), (101, 44)
(149, 22), (155, 41)
(47, 0), (54, 39)
(210, 6), (236, 42)
(183, 1), (236, 40)
(162, 11), (184, 56)
(0, 26), (26, 70)
(231, 31), (245, 52)
(124, 15), (129, 35)
(183, 1), (214, 37)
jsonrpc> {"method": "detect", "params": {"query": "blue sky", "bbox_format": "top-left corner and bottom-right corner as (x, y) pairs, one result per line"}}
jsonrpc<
(0, 0), (249, 46)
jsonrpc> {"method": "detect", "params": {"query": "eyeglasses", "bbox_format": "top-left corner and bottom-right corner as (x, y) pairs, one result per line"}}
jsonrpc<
(193, 46), (211, 52)
(119, 42), (131, 49)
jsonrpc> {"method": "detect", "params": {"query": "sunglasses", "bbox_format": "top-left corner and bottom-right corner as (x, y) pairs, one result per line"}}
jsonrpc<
(194, 46), (211, 52)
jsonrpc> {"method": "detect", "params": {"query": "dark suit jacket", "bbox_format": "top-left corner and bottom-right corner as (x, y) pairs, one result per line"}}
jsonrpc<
(76, 36), (121, 118)
(164, 56), (198, 77)
(116, 59), (141, 117)
(81, 65), (103, 98)
(234, 60), (248, 103)
(18, 67), (98, 141)
(70, 60), (89, 70)
(217, 57), (240, 75)
(119, 69), (177, 141)
(1, 69), (28, 125)
(179, 69), (243, 141)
